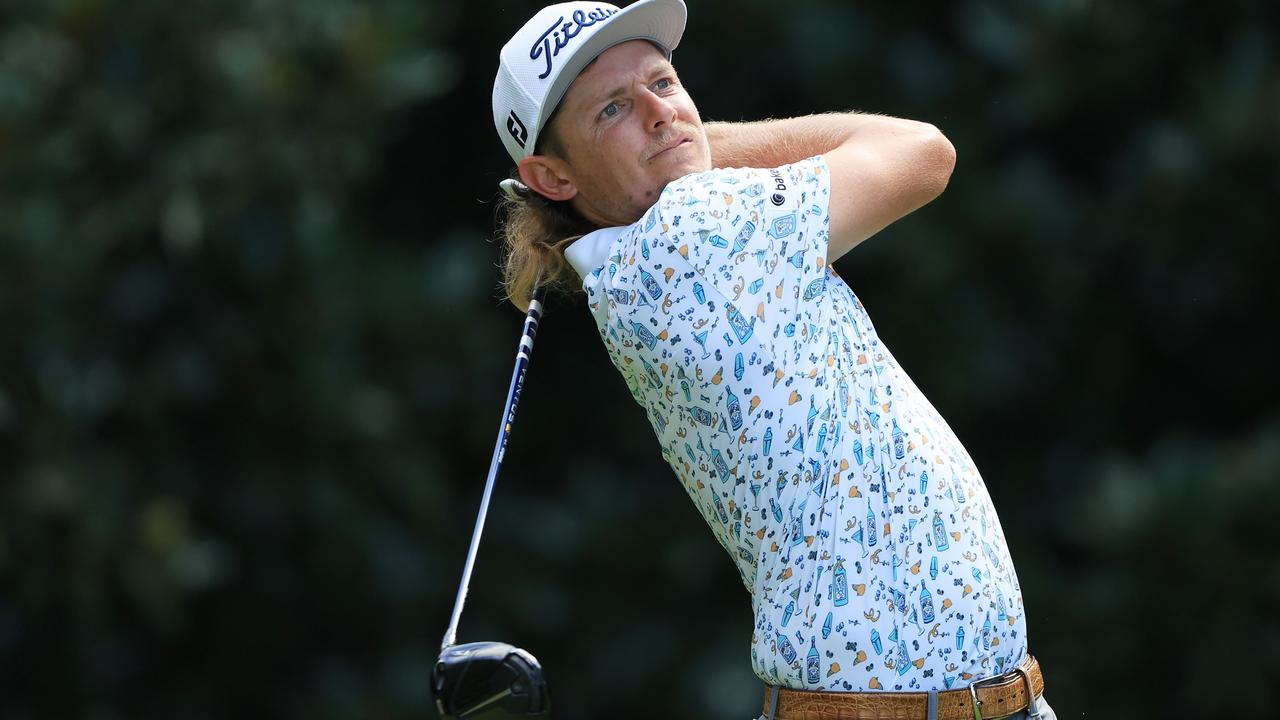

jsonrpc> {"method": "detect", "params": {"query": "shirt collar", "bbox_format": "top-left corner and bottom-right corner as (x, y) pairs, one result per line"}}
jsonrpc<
(565, 226), (626, 279)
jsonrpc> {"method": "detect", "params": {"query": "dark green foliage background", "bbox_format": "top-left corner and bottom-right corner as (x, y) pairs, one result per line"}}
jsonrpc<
(2, 0), (1278, 717)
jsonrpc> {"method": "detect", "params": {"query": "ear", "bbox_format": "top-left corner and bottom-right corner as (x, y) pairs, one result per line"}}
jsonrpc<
(518, 155), (579, 203)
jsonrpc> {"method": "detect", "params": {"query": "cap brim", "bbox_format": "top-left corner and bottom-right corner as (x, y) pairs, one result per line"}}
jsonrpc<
(536, 0), (687, 137)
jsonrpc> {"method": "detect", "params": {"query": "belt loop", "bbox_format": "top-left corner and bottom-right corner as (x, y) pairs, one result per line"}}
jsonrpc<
(1013, 663), (1041, 719)
(765, 684), (780, 720)
(927, 689), (939, 720)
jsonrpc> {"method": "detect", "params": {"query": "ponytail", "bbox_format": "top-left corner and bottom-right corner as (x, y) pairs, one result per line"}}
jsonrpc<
(496, 174), (595, 311)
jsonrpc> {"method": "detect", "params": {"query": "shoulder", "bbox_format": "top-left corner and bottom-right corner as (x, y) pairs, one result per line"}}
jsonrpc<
(656, 165), (771, 213)
(652, 157), (830, 223)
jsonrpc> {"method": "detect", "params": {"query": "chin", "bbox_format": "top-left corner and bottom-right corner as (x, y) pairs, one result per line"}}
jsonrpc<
(666, 161), (707, 184)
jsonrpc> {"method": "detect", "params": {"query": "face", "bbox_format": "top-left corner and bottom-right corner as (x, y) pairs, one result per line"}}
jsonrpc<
(520, 40), (712, 228)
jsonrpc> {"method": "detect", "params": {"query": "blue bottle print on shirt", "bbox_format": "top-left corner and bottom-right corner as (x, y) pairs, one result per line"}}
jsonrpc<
(734, 352), (744, 381)
(711, 448), (730, 483)
(892, 419), (905, 460)
(870, 628), (883, 655)
(731, 220), (755, 256)
(778, 631), (797, 664)
(770, 497), (784, 523)
(891, 588), (907, 615)
(763, 427), (773, 455)
(640, 268), (662, 300)
(727, 304), (754, 343)
(803, 277), (825, 300)
(693, 281), (706, 304)
(866, 506), (877, 548)
(920, 470), (929, 495)
(807, 638), (821, 684)
(822, 611), (833, 639)
(929, 556), (938, 580)
(726, 386), (743, 431)
(782, 600), (795, 627)
(890, 627), (911, 676)
(768, 212), (797, 239)
(920, 582), (935, 623)
(956, 627), (965, 651)
(982, 613), (993, 650)
(933, 511), (950, 551)
(641, 358), (663, 388)
(631, 321), (657, 350)
(832, 558), (849, 607)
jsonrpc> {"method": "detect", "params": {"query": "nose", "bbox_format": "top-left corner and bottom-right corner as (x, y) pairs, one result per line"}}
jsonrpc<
(638, 87), (677, 132)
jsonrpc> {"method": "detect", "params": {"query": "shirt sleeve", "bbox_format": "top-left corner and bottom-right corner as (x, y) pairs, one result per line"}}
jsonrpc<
(653, 155), (833, 371)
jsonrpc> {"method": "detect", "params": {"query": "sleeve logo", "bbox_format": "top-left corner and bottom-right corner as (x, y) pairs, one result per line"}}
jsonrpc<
(769, 168), (788, 205)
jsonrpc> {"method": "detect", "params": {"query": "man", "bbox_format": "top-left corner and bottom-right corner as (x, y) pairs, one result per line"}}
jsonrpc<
(492, 2), (1055, 718)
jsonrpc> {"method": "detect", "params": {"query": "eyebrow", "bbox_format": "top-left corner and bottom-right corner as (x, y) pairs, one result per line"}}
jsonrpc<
(590, 59), (674, 108)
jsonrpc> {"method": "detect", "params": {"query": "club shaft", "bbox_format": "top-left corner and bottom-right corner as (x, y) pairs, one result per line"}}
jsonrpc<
(441, 284), (546, 651)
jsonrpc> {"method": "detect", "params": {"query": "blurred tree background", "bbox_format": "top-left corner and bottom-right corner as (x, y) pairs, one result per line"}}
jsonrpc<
(1, 0), (1278, 717)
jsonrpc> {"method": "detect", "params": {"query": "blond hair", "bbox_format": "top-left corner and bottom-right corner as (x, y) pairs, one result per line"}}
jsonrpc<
(496, 177), (595, 310)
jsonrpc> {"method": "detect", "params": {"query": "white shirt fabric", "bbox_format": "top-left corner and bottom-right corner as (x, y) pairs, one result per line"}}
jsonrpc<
(565, 156), (1029, 692)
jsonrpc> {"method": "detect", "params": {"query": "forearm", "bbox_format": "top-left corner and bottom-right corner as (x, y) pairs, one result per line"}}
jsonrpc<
(704, 112), (943, 169)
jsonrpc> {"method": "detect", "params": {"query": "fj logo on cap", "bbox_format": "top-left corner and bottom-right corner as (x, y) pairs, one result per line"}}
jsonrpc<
(507, 111), (528, 148)
(529, 7), (619, 80)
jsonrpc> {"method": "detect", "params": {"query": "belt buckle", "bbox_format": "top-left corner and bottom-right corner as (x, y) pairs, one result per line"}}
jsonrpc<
(965, 668), (1015, 720)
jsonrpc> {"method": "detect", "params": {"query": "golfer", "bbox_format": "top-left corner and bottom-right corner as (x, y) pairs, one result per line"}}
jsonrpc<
(493, 2), (1055, 718)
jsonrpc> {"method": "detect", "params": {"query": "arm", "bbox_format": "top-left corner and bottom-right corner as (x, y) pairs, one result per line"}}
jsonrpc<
(704, 113), (956, 262)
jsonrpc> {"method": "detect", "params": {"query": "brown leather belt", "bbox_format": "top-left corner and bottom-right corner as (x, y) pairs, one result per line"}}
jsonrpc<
(762, 655), (1044, 720)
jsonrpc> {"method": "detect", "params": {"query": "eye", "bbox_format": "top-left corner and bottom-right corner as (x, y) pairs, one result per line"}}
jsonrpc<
(653, 77), (673, 91)
(600, 101), (620, 119)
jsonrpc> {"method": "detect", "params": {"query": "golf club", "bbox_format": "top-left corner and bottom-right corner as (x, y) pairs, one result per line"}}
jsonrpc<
(432, 281), (551, 719)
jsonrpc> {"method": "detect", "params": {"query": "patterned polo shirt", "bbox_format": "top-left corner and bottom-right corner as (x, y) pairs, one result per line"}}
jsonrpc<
(564, 156), (1029, 692)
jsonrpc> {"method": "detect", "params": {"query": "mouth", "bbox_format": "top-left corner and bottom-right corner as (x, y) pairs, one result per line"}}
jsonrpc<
(650, 136), (692, 160)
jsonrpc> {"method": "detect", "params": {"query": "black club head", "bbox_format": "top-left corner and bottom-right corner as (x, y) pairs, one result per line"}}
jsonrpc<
(432, 642), (549, 719)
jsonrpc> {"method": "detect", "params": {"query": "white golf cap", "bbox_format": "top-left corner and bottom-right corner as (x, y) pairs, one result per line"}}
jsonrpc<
(492, 0), (687, 164)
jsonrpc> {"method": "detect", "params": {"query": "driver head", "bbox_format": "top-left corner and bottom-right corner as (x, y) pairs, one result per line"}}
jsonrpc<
(432, 642), (549, 719)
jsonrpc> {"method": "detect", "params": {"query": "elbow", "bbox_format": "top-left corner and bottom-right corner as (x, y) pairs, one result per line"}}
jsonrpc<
(919, 125), (956, 200)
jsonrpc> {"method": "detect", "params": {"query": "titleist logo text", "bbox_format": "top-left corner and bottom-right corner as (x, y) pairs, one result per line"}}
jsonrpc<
(530, 7), (618, 79)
